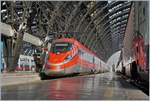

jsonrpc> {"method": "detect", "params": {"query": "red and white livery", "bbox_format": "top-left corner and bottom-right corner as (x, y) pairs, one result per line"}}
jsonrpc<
(40, 38), (108, 79)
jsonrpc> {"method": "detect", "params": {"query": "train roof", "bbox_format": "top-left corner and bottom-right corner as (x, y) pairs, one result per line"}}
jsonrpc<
(53, 38), (76, 44)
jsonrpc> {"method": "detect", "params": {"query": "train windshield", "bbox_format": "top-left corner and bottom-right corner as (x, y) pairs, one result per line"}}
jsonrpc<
(51, 42), (72, 53)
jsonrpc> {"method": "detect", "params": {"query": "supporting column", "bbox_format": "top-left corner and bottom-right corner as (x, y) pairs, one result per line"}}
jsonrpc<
(12, 30), (25, 71)
(6, 37), (14, 71)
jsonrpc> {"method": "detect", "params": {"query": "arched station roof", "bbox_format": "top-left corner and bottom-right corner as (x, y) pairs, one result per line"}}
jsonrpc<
(1, 1), (132, 61)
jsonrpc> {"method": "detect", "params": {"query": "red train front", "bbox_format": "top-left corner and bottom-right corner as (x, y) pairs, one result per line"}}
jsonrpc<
(45, 38), (79, 76)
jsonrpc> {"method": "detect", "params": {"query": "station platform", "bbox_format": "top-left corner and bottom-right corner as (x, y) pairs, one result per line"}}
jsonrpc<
(1, 71), (40, 86)
(1, 72), (149, 100)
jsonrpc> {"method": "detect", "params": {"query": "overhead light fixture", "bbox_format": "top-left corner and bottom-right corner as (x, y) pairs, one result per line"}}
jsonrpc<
(1, 9), (7, 13)
(2, 2), (6, 6)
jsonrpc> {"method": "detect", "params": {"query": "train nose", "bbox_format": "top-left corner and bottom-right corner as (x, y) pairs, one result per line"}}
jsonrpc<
(44, 65), (65, 76)
(45, 69), (65, 76)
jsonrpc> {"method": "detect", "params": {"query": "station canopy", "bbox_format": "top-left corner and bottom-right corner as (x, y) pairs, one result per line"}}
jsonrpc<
(1, 1), (132, 61)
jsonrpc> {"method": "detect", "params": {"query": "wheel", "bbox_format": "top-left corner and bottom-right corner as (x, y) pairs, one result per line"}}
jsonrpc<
(131, 61), (140, 80)
(122, 66), (126, 75)
(39, 72), (48, 80)
(91, 69), (96, 74)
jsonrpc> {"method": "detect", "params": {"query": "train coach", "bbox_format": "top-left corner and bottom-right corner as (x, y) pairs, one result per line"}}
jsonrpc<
(40, 38), (109, 80)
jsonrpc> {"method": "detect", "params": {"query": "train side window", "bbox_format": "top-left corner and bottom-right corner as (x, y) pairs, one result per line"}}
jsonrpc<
(143, 7), (145, 16)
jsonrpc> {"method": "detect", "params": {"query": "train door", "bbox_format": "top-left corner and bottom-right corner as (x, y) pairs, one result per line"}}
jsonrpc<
(92, 57), (96, 72)
(99, 61), (101, 72)
(78, 49), (83, 72)
(0, 41), (3, 72)
(93, 57), (95, 64)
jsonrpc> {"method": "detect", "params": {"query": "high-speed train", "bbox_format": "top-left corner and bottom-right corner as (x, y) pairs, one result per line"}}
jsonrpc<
(40, 38), (109, 79)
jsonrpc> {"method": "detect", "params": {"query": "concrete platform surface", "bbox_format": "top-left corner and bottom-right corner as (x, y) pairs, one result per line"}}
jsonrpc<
(1, 72), (149, 100)
(1, 72), (40, 86)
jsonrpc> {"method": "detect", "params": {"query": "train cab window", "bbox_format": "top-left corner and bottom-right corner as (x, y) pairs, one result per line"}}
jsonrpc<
(51, 42), (72, 53)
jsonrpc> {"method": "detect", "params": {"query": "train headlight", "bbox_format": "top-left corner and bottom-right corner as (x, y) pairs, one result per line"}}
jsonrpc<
(64, 50), (78, 62)
(65, 55), (72, 61)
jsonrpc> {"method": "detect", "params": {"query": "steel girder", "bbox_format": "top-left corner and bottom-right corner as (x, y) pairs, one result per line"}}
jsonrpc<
(82, 2), (131, 49)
